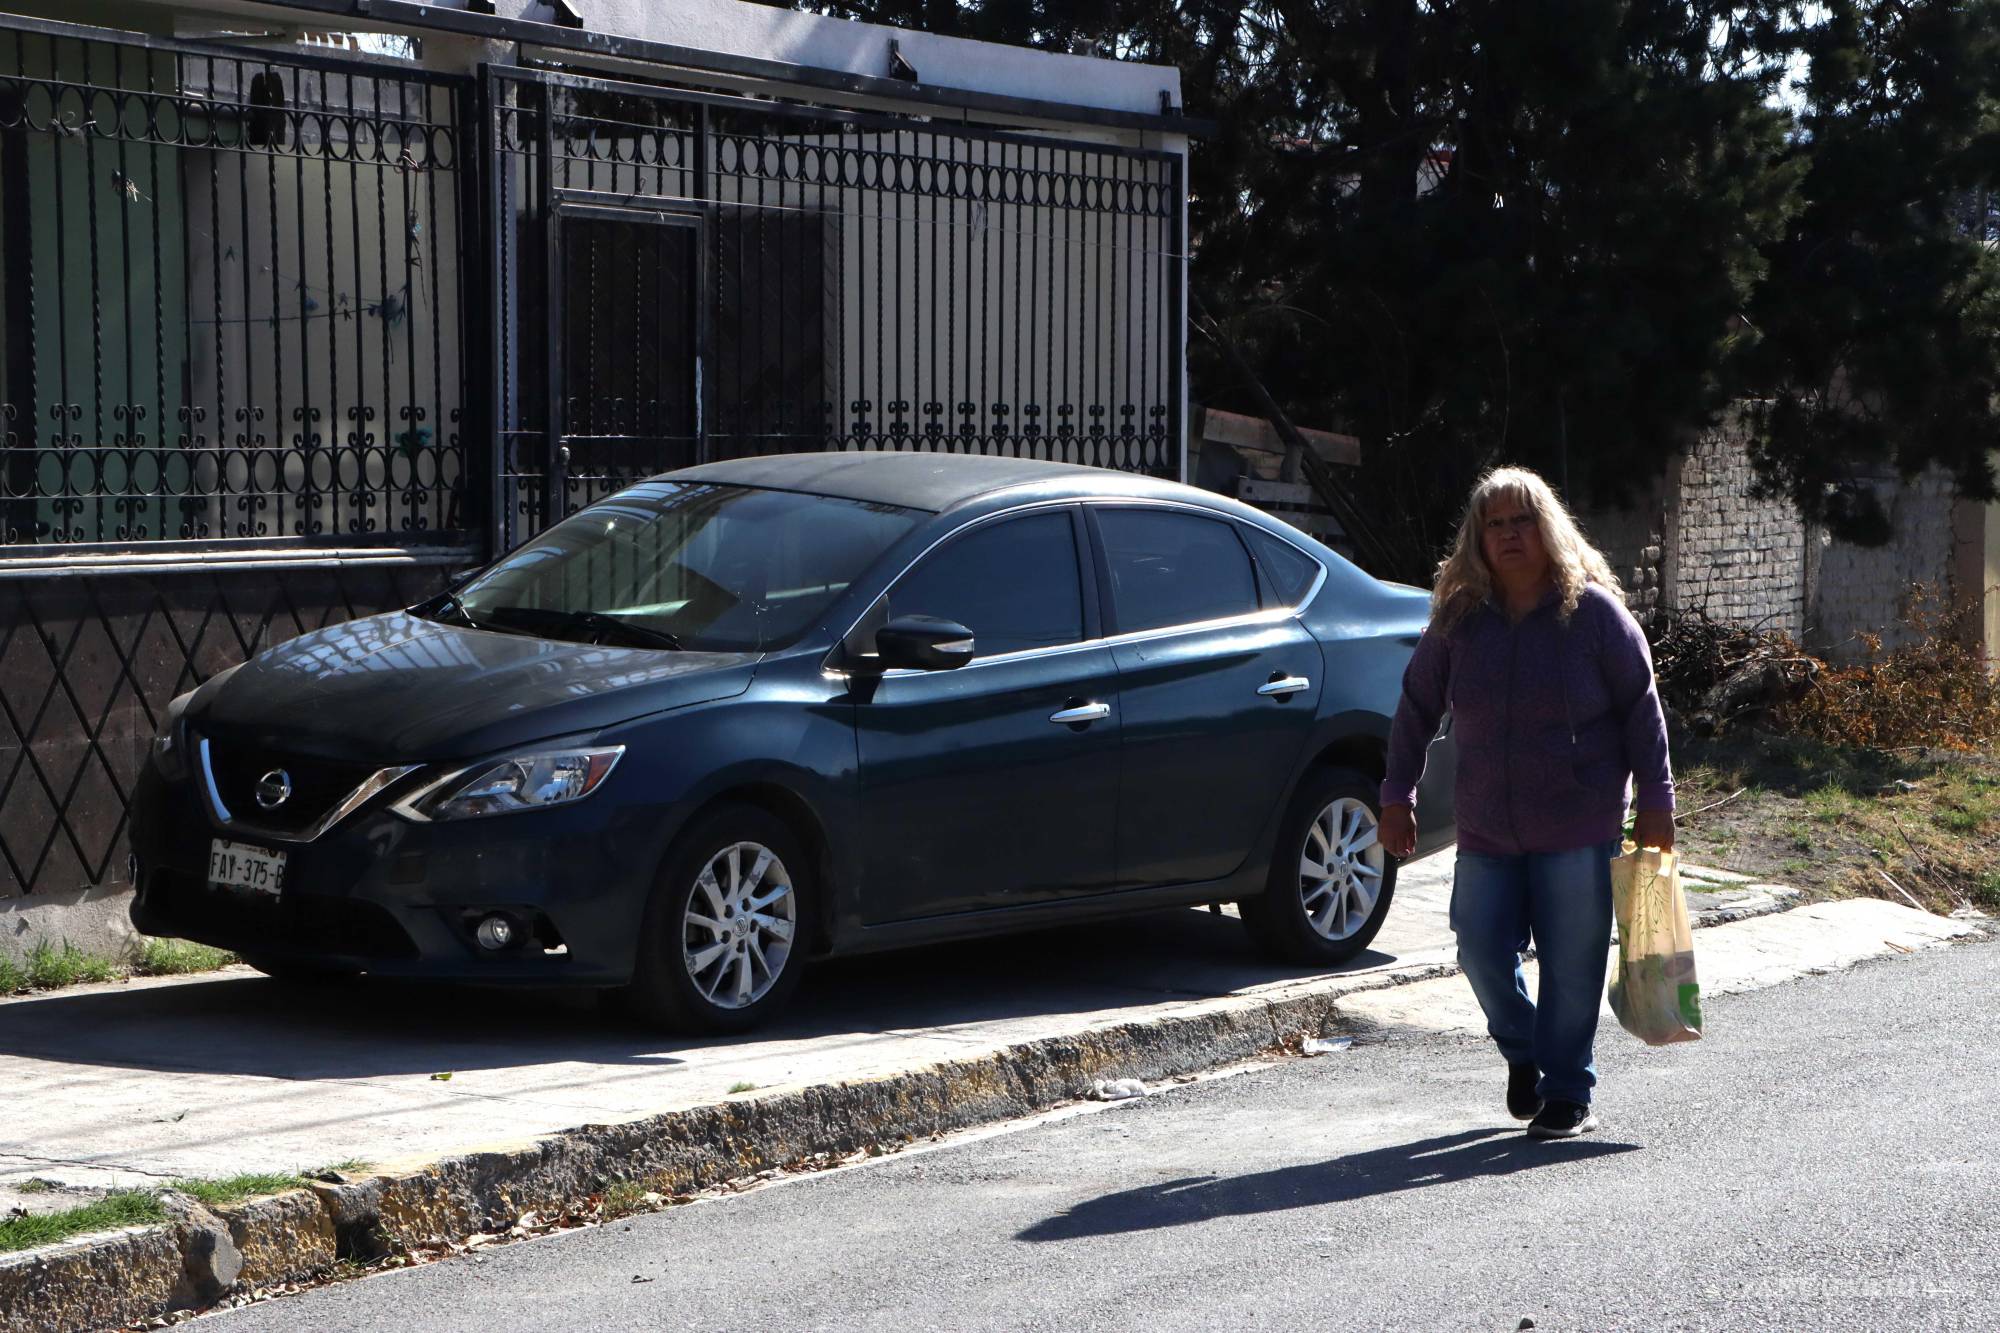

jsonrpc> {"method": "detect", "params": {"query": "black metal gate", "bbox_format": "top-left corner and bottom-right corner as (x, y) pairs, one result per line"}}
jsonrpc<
(487, 64), (1184, 551)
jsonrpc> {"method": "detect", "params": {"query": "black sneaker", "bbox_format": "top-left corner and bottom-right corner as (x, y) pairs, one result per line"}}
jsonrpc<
(1506, 1063), (1541, 1121)
(1527, 1099), (1599, 1140)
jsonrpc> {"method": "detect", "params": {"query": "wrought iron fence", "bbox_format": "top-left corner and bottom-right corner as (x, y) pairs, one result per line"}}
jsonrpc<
(489, 66), (1183, 548)
(0, 18), (476, 552)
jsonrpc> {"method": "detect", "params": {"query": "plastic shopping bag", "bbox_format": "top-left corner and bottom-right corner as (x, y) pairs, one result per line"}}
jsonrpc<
(1607, 844), (1703, 1045)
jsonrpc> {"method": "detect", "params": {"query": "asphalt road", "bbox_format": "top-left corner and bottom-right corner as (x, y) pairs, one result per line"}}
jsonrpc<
(207, 933), (2000, 1332)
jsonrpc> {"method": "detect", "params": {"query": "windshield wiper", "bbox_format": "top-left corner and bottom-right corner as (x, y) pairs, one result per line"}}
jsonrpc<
(483, 606), (684, 651)
(428, 593), (504, 634)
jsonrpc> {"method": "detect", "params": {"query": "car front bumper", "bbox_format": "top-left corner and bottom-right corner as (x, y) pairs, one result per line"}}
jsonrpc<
(127, 762), (658, 986)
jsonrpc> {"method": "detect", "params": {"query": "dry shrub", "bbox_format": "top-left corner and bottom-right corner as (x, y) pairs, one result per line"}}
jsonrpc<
(1780, 590), (2000, 752)
(1648, 587), (1998, 751)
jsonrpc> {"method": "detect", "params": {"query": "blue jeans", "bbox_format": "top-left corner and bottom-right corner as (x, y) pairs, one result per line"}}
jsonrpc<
(1450, 841), (1618, 1106)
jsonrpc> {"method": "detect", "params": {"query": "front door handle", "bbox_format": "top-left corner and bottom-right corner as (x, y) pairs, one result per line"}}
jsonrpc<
(1258, 675), (1312, 697)
(1049, 702), (1112, 724)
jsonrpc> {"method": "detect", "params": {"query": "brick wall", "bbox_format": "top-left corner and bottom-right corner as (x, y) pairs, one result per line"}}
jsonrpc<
(1670, 419), (1811, 638)
(1575, 419), (1972, 662)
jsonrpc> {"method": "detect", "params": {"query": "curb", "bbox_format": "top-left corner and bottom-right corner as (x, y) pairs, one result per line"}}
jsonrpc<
(0, 882), (1806, 1333)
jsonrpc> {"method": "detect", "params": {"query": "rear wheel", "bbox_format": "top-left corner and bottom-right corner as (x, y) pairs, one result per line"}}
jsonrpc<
(624, 804), (811, 1034)
(1239, 767), (1396, 965)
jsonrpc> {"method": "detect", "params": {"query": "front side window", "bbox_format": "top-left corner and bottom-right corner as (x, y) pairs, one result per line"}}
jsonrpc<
(450, 482), (921, 652)
(1097, 508), (1260, 633)
(887, 510), (1084, 658)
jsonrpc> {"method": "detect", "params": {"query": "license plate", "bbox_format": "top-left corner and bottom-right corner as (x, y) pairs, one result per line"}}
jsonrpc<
(208, 839), (287, 896)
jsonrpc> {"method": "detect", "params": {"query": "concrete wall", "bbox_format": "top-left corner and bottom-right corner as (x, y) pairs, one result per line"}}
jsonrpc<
(1576, 418), (1983, 664)
(1811, 466), (1961, 656)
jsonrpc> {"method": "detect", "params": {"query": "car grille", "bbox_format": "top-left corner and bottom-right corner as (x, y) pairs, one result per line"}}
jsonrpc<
(198, 734), (384, 838)
(143, 869), (420, 960)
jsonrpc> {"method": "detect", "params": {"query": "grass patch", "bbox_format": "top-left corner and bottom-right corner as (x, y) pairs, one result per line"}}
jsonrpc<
(1674, 729), (2000, 914)
(132, 937), (237, 977)
(602, 1181), (653, 1220)
(24, 940), (119, 990)
(307, 1159), (368, 1178)
(169, 1173), (307, 1207)
(1803, 783), (1854, 823)
(726, 1081), (757, 1095)
(0, 953), (23, 995)
(0, 1191), (166, 1254)
(16, 1179), (54, 1195)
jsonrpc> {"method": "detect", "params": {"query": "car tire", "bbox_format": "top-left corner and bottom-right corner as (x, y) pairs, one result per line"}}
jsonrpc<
(1239, 766), (1397, 966)
(624, 803), (812, 1034)
(240, 955), (361, 985)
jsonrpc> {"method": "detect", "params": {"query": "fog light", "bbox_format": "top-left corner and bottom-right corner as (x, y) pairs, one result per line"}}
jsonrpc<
(475, 914), (516, 951)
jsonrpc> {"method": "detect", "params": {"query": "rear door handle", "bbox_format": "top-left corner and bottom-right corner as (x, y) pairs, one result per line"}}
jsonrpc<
(1049, 702), (1112, 724)
(1257, 675), (1312, 697)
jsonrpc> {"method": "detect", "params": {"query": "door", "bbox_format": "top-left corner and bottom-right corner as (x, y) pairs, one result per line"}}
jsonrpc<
(554, 203), (702, 519)
(1090, 506), (1324, 887)
(854, 507), (1120, 923)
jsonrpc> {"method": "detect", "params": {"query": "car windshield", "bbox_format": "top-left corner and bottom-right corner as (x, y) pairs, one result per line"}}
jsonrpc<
(449, 481), (922, 653)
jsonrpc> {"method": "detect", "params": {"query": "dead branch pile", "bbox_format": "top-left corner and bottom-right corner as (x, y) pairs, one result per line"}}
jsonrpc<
(1647, 607), (1819, 736)
(1647, 591), (1999, 751)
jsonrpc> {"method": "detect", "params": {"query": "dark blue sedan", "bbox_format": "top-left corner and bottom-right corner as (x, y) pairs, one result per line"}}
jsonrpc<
(130, 453), (1455, 1031)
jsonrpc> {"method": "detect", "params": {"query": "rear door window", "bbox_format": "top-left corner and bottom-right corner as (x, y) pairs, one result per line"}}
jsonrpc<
(888, 510), (1085, 658)
(1096, 509), (1260, 633)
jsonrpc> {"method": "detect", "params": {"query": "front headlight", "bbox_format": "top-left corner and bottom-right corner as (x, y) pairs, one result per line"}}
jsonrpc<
(150, 690), (197, 779)
(393, 747), (625, 821)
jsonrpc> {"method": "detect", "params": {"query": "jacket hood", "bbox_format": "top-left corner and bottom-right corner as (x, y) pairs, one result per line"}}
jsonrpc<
(189, 612), (756, 762)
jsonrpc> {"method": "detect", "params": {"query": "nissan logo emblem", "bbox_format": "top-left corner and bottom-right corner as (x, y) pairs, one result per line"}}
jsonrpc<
(254, 769), (293, 810)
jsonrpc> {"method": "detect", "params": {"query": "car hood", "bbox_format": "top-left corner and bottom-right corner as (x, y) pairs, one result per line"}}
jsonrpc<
(189, 611), (757, 762)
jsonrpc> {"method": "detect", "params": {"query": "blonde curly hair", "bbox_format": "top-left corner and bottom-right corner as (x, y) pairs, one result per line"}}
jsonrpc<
(1430, 466), (1623, 633)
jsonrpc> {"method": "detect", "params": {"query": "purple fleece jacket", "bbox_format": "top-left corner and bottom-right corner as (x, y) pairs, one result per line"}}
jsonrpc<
(1382, 583), (1675, 856)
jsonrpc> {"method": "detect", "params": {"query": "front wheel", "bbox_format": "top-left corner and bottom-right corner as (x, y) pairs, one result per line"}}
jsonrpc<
(624, 804), (811, 1034)
(1239, 767), (1397, 966)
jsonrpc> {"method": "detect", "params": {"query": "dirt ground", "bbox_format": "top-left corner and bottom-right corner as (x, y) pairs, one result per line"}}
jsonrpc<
(1668, 728), (2000, 915)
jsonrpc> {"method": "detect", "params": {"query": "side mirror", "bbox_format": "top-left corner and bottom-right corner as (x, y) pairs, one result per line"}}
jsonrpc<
(874, 616), (976, 671)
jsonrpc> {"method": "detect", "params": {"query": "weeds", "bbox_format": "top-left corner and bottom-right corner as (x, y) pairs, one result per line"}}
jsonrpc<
(726, 1081), (758, 1095)
(0, 1191), (166, 1254)
(2, 935), (239, 998)
(133, 937), (237, 976)
(24, 940), (119, 990)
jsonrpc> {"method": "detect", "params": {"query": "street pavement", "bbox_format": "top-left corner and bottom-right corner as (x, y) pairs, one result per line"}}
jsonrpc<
(203, 930), (2000, 1332)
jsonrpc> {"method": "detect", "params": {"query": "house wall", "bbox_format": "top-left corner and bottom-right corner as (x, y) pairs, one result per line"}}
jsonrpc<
(1576, 417), (1979, 665)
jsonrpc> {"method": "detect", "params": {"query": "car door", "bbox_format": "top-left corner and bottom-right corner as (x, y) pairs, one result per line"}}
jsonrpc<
(853, 506), (1121, 923)
(1090, 505), (1324, 887)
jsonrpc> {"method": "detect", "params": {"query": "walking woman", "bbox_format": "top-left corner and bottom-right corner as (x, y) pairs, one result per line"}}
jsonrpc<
(1378, 467), (1675, 1140)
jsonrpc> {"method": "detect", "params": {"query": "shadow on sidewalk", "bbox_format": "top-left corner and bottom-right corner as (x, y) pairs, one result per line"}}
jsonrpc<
(0, 907), (1402, 1079)
(1018, 1127), (1640, 1242)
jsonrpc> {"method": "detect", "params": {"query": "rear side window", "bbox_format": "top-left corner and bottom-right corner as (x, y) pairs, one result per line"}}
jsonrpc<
(888, 510), (1084, 657)
(1244, 527), (1323, 607)
(1097, 509), (1259, 633)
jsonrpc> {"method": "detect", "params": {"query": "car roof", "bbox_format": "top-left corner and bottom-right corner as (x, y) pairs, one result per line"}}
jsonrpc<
(664, 450), (1202, 514)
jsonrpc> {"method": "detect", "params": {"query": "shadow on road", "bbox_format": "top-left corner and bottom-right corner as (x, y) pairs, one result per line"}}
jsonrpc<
(0, 907), (1399, 1079)
(1017, 1127), (1641, 1242)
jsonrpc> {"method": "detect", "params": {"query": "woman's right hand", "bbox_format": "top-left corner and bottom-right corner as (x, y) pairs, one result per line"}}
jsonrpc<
(1379, 803), (1417, 859)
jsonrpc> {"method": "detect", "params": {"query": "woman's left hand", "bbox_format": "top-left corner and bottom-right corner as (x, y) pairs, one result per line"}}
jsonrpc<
(1634, 809), (1676, 852)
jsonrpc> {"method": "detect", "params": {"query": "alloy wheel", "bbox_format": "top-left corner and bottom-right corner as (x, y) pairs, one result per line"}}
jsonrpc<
(1298, 797), (1386, 942)
(682, 841), (798, 1009)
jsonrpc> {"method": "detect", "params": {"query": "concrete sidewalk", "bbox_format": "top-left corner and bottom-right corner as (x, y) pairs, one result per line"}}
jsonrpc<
(0, 854), (1796, 1205)
(3, 855), (1979, 1333)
